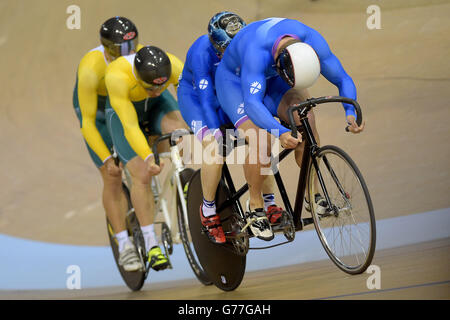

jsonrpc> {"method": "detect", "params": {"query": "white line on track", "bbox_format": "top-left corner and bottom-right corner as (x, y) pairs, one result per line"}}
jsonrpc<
(64, 210), (76, 219)
(64, 201), (101, 219)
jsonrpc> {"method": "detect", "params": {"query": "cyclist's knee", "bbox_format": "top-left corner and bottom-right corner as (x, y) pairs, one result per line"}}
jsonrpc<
(131, 170), (152, 186)
(294, 141), (306, 166)
(201, 135), (224, 163)
(161, 111), (188, 134)
(126, 157), (152, 186)
(100, 164), (122, 182)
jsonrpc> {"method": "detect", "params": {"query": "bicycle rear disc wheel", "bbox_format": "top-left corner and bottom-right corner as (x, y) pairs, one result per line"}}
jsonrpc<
(308, 145), (376, 274)
(176, 168), (212, 286)
(106, 183), (146, 291)
(186, 169), (246, 291)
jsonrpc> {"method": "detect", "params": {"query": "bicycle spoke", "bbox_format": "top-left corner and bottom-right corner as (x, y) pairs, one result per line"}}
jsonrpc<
(310, 146), (375, 273)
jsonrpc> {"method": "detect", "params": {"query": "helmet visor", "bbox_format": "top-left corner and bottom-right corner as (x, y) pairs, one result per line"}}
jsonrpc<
(101, 37), (139, 59)
(139, 76), (169, 91)
(276, 49), (295, 87)
(219, 14), (244, 38)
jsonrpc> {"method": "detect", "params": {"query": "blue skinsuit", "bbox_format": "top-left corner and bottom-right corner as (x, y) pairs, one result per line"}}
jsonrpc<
(177, 35), (232, 141)
(215, 18), (357, 137)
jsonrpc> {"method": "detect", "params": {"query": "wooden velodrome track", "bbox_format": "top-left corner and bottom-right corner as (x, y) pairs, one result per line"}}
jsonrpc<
(0, 0), (448, 299)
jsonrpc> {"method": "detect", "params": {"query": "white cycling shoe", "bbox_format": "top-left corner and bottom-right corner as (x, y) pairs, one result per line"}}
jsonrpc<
(247, 209), (274, 241)
(118, 241), (144, 272)
(305, 193), (328, 216)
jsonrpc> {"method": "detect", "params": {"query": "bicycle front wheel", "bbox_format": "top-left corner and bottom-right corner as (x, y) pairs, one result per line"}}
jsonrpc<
(106, 183), (146, 291)
(307, 145), (376, 274)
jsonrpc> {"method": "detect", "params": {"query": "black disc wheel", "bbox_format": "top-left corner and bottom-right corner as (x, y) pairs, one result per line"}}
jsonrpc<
(186, 169), (246, 291)
(176, 168), (212, 286)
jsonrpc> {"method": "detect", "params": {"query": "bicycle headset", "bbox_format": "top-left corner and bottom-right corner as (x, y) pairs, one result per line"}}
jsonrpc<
(100, 16), (139, 59)
(134, 46), (172, 87)
(276, 39), (321, 89)
(208, 11), (246, 58)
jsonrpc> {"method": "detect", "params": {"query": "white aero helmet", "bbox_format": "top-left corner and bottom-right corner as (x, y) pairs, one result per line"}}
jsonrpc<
(275, 40), (321, 89)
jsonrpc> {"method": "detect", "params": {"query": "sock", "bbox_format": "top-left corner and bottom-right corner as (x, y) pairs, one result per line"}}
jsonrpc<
(115, 230), (131, 252)
(263, 193), (276, 211)
(141, 224), (158, 253)
(202, 198), (216, 217)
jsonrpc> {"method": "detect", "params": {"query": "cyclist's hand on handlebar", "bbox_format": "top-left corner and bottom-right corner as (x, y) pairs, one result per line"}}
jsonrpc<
(346, 115), (365, 134)
(146, 156), (164, 176)
(104, 157), (121, 177)
(280, 131), (302, 149)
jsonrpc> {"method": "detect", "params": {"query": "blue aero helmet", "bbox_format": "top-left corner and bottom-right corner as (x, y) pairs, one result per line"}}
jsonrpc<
(208, 11), (246, 58)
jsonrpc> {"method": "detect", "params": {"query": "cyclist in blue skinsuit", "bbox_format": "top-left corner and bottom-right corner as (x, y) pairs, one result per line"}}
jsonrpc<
(178, 12), (286, 243)
(215, 17), (365, 236)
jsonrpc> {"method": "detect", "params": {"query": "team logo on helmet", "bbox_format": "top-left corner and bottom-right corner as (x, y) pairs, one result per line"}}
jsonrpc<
(123, 32), (136, 40)
(153, 77), (168, 85)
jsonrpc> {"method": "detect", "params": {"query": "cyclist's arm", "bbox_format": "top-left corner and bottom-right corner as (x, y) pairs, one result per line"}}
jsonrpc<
(307, 30), (357, 118)
(105, 72), (152, 161)
(241, 50), (289, 137)
(77, 67), (112, 163)
(192, 54), (222, 137)
(198, 77), (222, 138)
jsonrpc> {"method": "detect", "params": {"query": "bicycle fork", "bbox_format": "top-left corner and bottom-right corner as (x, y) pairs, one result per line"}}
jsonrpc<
(170, 144), (190, 227)
(300, 116), (336, 217)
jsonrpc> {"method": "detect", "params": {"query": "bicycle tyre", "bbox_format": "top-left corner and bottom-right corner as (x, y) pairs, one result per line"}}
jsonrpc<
(106, 183), (146, 291)
(308, 145), (376, 275)
(176, 168), (212, 286)
(186, 169), (246, 291)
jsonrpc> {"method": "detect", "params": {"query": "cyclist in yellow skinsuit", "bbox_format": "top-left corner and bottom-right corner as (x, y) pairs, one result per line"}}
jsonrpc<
(105, 45), (188, 270)
(73, 17), (149, 272)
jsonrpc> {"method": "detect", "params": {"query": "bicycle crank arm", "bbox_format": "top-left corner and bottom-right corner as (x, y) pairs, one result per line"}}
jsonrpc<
(224, 231), (248, 240)
(249, 239), (295, 250)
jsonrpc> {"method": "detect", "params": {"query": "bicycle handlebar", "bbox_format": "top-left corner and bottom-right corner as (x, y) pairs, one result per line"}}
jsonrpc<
(287, 96), (362, 138)
(152, 129), (193, 166)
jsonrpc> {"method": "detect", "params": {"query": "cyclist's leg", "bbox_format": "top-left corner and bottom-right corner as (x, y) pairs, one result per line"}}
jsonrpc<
(216, 71), (276, 211)
(179, 87), (226, 243)
(276, 87), (322, 205)
(146, 90), (188, 161)
(275, 86), (320, 163)
(94, 110), (129, 235)
(179, 94), (223, 205)
(238, 119), (272, 210)
(119, 92), (182, 268)
(216, 71), (276, 240)
(148, 90), (188, 135)
(73, 90), (128, 246)
(105, 100), (161, 258)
